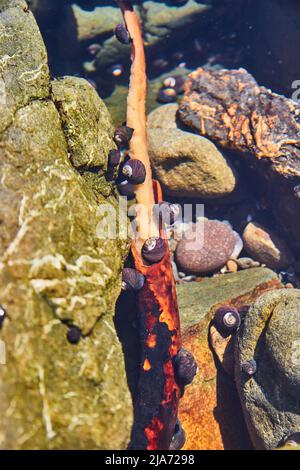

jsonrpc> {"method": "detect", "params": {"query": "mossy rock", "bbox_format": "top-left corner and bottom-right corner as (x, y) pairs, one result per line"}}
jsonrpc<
(0, 0), (131, 450)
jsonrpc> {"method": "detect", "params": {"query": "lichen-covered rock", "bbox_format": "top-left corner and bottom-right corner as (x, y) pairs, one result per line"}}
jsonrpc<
(235, 289), (300, 450)
(176, 267), (282, 450)
(0, 0), (131, 450)
(148, 125), (236, 199)
(51, 76), (116, 169)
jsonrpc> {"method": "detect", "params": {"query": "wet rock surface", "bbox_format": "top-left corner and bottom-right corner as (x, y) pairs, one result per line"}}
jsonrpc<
(0, 0), (131, 450)
(178, 67), (300, 257)
(242, 221), (295, 270)
(175, 220), (237, 275)
(235, 289), (300, 450)
(148, 104), (237, 198)
(177, 267), (282, 450)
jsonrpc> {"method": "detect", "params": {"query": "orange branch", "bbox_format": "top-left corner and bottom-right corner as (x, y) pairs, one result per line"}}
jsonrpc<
(118, 1), (159, 246)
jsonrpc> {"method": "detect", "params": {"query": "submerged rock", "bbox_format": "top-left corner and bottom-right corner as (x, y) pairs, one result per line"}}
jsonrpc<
(148, 104), (236, 198)
(176, 267), (282, 450)
(0, 1), (131, 450)
(175, 220), (238, 275)
(178, 67), (300, 257)
(242, 222), (295, 270)
(235, 289), (300, 450)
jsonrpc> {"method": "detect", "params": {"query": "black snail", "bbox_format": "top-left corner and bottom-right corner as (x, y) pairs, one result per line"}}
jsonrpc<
(169, 420), (186, 450)
(282, 432), (300, 447)
(122, 268), (145, 292)
(162, 75), (185, 94)
(142, 237), (166, 264)
(241, 359), (257, 376)
(114, 125), (134, 147)
(157, 201), (180, 226)
(67, 326), (82, 345)
(117, 180), (136, 198)
(157, 87), (177, 104)
(174, 348), (198, 386)
(108, 149), (121, 168)
(122, 159), (146, 184)
(114, 23), (131, 45)
(214, 305), (241, 334)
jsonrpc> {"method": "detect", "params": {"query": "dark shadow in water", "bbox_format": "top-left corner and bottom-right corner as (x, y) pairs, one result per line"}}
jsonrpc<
(208, 326), (254, 450)
(114, 290), (140, 404)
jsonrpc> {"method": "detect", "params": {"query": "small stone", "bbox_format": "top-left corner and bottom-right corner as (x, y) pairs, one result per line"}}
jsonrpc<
(243, 222), (295, 270)
(236, 257), (260, 269)
(175, 220), (237, 275)
(227, 259), (238, 273)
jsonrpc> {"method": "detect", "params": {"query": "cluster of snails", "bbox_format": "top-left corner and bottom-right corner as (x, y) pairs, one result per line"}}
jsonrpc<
(213, 305), (257, 377)
(109, 125), (147, 197)
(157, 75), (186, 104)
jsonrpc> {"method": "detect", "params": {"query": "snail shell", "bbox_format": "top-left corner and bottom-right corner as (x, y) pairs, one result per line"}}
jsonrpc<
(122, 268), (145, 292)
(67, 326), (81, 345)
(169, 420), (186, 450)
(162, 75), (185, 94)
(108, 149), (121, 167)
(122, 159), (146, 184)
(283, 432), (300, 447)
(142, 237), (165, 264)
(117, 180), (135, 198)
(157, 201), (180, 226)
(214, 305), (241, 334)
(114, 126), (134, 147)
(157, 87), (177, 104)
(0, 304), (6, 328)
(114, 23), (131, 45)
(241, 359), (257, 376)
(174, 348), (198, 386)
(109, 64), (124, 77)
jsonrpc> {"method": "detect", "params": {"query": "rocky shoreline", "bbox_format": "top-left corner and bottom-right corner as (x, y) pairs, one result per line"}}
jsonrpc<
(0, 0), (299, 451)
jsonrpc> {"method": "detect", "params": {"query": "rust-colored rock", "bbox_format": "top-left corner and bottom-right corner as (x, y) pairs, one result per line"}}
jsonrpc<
(177, 271), (283, 450)
(178, 67), (300, 256)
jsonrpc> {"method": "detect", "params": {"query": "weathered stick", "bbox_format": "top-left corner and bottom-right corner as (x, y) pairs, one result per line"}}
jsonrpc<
(117, 0), (158, 246)
(116, 1), (184, 450)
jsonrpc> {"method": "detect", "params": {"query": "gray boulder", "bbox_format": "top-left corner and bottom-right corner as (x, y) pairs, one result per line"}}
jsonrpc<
(235, 289), (300, 449)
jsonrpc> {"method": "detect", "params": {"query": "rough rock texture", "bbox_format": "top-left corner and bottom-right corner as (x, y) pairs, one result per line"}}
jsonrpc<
(51, 76), (115, 170)
(175, 220), (237, 275)
(0, 1), (131, 450)
(176, 268), (282, 450)
(235, 289), (300, 450)
(242, 222), (294, 270)
(178, 67), (300, 256)
(148, 106), (236, 198)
